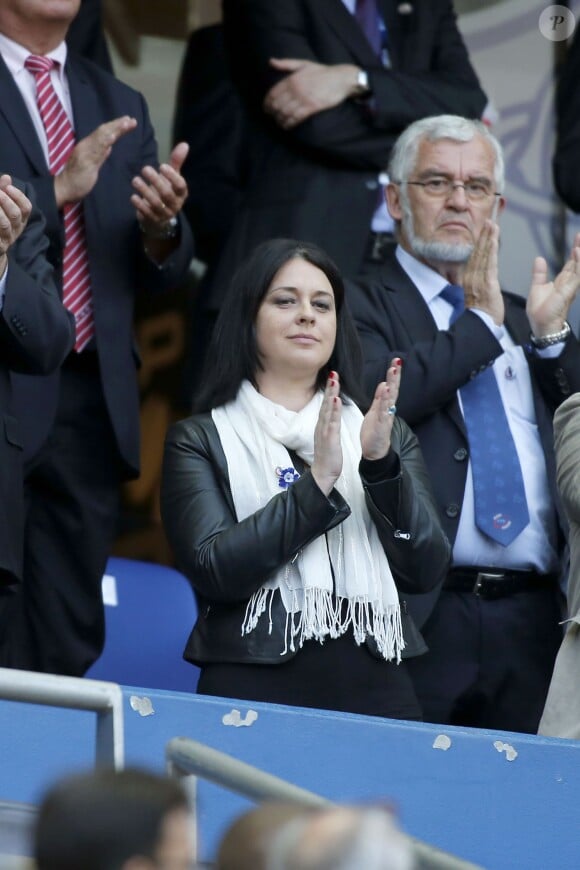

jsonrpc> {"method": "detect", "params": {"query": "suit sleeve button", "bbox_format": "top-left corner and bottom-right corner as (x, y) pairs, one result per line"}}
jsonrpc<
(453, 447), (468, 461)
(446, 503), (460, 518)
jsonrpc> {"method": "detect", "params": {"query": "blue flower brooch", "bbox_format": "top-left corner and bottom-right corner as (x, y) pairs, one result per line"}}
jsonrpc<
(276, 466), (300, 489)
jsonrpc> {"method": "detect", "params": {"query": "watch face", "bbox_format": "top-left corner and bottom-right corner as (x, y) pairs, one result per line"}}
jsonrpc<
(357, 70), (369, 92)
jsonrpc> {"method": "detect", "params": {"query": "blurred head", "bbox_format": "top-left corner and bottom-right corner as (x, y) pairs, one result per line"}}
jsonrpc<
(217, 802), (312, 870)
(266, 805), (415, 870)
(386, 115), (505, 270)
(195, 239), (364, 411)
(34, 768), (192, 870)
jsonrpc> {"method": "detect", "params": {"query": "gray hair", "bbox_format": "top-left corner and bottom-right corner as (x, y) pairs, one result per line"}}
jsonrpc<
(266, 806), (415, 870)
(387, 114), (505, 193)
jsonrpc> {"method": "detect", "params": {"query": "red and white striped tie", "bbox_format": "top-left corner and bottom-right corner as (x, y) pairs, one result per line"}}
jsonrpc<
(25, 54), (94, 352)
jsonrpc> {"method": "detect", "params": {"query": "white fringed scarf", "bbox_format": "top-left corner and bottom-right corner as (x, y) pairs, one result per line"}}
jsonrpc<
(211, 381), (404, 662)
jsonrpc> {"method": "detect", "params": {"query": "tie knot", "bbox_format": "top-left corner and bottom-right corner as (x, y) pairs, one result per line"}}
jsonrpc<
(25, 54), (55, 76)
(440, 283), (465, 317)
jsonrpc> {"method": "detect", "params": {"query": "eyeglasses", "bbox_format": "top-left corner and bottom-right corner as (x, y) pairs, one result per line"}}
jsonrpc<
(399, 178), (501, 202)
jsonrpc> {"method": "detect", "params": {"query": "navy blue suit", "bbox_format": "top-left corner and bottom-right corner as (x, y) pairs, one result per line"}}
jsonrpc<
(0, 50), (193, 674)
(348, 251), (580, 731)
(0, 184), (74, 586)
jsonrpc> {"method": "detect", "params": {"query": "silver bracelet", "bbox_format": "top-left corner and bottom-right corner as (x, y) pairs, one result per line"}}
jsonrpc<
(529, 320), (571, 348)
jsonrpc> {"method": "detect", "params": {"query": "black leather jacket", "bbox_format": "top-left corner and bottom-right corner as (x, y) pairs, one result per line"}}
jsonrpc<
(161, 412), (451, 665)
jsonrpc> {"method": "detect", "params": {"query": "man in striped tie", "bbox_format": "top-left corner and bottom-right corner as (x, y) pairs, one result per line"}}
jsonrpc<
(0, 0), (194, 676)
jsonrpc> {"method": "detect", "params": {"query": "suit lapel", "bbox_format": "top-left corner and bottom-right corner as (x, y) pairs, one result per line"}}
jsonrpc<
(318, 0), (385, 67)
(379, 254), (466, 433)
(379, 254), (439, 342)
(0, 54), (47, 174)
(66, 57), (100, 139)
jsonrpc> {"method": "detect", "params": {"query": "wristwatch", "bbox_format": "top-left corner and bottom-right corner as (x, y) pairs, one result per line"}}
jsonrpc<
(354, 69), (370, 96)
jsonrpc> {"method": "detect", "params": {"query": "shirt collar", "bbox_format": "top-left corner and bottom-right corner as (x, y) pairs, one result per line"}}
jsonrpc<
(0, 32), (68, 79)
(395, 244), (451, 304)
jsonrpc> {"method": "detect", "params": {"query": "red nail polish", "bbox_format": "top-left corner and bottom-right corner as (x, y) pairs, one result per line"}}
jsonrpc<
(394, 358), (402, 367)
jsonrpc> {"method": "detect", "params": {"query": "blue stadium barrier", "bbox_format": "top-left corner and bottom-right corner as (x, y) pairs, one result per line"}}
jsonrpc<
(1, 686), (579, 868)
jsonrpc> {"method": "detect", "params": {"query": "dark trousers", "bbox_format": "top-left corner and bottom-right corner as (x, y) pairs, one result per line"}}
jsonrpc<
(198, 628), (422, 721)
(0, 354), (122, 676)
(406, 587), (563, 733)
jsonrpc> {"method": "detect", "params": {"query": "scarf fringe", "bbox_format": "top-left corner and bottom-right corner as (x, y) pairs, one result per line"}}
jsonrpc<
(242, 588), (405, 663)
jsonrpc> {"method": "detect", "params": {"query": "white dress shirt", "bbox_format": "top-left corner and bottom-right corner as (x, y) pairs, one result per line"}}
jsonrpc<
(396, 245), (560, 573)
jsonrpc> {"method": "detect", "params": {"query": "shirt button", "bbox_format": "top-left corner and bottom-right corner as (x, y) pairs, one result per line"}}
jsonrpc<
(453, 447), (468, 462)
(446, 503), (460, 518)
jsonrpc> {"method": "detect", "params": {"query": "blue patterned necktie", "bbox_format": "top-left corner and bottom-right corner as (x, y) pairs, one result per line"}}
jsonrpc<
(440, 284), (530, 546)
(355, 0), (383, 57)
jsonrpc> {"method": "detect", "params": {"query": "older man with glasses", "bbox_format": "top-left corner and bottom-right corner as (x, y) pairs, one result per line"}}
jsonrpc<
(348, 113), (580, 733)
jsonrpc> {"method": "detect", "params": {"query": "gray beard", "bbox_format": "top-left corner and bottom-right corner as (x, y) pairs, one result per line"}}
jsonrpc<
(401, 199), (474, 264)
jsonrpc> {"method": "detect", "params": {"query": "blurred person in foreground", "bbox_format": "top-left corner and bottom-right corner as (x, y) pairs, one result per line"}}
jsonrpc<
(265, 804), (414, 870)
(34, 767), (193, 870)
(161, 237), (450, 719)
(217, 802), (312, 870)
(539, 392), (580, 740)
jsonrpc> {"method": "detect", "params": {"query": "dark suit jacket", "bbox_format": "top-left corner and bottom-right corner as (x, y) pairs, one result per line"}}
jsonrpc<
(0, 186), (74, 583)
(207, 0), (487, 310)
(0, 51), (194, 473)
(348, 250), (580, 624)
(67, 0), (113, 72)
(172, 23), (247, 269)
(553, 25), (580, 212)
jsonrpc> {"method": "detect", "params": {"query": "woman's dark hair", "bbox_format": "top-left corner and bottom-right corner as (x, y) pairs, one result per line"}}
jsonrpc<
(194, 238), (364, 411)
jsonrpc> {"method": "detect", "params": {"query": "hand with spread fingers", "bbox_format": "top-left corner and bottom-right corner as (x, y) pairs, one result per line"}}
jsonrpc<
(311, 370), (343, 496)
(360, 358), (402, 461)
(526, 231), (580, 338)
(0, 174), (33, 276)
(462, 218), (504, 326)
(54, 116), (138, 207)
